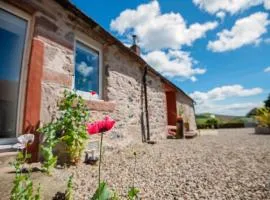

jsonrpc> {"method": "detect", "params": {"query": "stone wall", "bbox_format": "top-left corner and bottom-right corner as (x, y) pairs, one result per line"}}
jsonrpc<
(146, 75), (167, 140)
(6, 0), (195, 150)
(14, 0), (168, 149)
(104, 45), (145, 146)
(176, 92), (197, 131)
(104, 45), (168, 146)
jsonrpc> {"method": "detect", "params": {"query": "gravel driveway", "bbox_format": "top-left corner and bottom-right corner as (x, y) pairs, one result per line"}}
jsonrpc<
(62, 129), (270, 200)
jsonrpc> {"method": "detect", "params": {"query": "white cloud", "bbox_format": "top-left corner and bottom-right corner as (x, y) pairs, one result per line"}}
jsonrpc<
(208, 12), (269, 52)
(265, 0), (270, 9)
(264, 66), (270, 72)
(110, 0), (218, 50)
(76, 62), (93, 77)
(196, 102), (263, 115)
(216, 11), (226, 21)
(193, 0), (270, 15)
(190, 85), (263, 103)
(142, 50), (206, 81)
(190, 76), (198, 82)
(191, 84), (264, 115)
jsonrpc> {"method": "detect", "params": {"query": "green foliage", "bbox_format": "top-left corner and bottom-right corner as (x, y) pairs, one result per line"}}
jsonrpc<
(264, 94), (270, 109)
(65, 175), (73, 200)
(196, 118), (208, 125)
(39, 123), (58, 174)
(56, 90), (89, 163)
(128, 187), (139, 200)
(111, 192), (120, 200)
(256, 107), (270, 128)
(246, 108), (258, 117)
(39, 90), (90, 169)
(91, 181), (113, 200)
(11, 173), (40, 200)
(206, 118), (218, 126)
(12, 152), (29, 172)
(218, 122), (244, 129)
(128, 152), (139, 200)
(89, 151), (140, 200)
(196, 113), (258, 129)
(11, 152), (41, 200)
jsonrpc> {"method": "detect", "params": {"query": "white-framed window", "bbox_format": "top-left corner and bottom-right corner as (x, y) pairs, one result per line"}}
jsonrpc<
(0, 2), (31, 143)
(74, 39), (102, 100)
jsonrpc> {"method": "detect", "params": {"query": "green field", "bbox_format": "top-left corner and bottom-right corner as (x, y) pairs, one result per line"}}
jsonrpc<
(196, 113), (257, 128)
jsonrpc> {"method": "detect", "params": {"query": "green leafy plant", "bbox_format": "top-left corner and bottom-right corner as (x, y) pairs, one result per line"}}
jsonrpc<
(65, 175), (74, 200)
(111, 191), (120, 200)
(128, 152), (139, 200)
(128, 187), (139, 200)
(264, 94), (270, 109)
(11, 150), (41, 200)
(256, 107), (270, 128)
(40, 90), (90, 169)
(206, 118), (218, 129)
(39, 122), (58, 174)
(57, 90), (90, 163)
(11, 173), (41, 200)
(87, 116), (140, 200)
(91, 181), (113, 200)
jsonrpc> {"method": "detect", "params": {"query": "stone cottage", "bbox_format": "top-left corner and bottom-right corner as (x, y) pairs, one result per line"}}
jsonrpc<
(0, 0), (196, 159)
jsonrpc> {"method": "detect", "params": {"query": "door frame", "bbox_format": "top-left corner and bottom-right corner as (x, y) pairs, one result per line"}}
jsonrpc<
(164, 83), (177, 126)
(0, 2), (33, 144)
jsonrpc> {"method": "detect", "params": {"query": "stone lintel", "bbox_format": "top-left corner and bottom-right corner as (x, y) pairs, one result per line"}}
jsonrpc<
(86, 100), (116, 112)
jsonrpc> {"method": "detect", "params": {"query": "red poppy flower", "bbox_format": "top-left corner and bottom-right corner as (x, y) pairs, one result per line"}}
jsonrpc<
(90, 91), (97, 95)
(87, 116), (115, 135)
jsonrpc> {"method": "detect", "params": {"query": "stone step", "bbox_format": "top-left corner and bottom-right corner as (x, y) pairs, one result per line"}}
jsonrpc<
(0, 148), (18, 168)
(185, 130), (198, 138)
(167, 125), (198, 139)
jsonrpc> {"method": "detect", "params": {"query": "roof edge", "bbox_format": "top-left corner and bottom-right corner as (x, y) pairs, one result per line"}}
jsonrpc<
(55, 0), (194, 103)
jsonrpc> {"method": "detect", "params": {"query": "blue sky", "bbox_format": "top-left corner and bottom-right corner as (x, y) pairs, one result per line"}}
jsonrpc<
(71, 0), (270, 116)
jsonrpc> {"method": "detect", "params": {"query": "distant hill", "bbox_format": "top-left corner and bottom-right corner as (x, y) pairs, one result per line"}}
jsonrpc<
(196, 113), (256, 126)
(196, 113), (244, 123)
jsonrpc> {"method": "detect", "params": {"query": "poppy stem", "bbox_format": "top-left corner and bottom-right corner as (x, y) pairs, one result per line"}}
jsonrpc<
(132, 152), (137, 189)
(98, 132), (103, 200)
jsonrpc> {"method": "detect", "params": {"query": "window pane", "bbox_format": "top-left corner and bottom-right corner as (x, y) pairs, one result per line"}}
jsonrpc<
(75, 41), (99, 95)
(0, 9), (27, 138)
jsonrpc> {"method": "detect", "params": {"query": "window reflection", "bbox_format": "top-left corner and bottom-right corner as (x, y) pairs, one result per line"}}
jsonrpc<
(75, 41), (99, 96)
(0, 9), (27, 138)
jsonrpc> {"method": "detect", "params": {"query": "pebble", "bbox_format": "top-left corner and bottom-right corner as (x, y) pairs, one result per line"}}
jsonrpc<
(54, 131), (270, 199)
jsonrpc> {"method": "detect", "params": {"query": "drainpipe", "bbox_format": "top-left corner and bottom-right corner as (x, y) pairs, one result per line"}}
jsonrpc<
(130, 35), (150, 142)
(143, 65), (150, 141)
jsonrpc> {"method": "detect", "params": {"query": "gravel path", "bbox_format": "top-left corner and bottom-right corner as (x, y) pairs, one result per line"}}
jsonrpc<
(58, 130), (270, 200)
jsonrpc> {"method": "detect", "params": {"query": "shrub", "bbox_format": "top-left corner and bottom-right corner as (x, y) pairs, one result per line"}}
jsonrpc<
(264, 94), (270, 109)
(218, 122), (244, 129)
(197, 124), (210, 129)
(40, 90), (90, 169)
(206, 118), (218, 128)
(197, 121), (245, 129)
(256, 107), (270, 128)
(57, 90), (90, 163)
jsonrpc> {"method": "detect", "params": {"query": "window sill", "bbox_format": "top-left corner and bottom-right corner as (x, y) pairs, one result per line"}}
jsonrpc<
(0, 144), (17, 153)
(85, 100), (116, 112)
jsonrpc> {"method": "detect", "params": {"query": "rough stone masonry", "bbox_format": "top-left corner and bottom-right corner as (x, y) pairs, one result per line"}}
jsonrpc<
(6, 0), (196, 150)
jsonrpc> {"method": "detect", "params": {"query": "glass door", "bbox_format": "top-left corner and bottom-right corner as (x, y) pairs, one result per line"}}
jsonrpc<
(0, 8), (28, 139)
